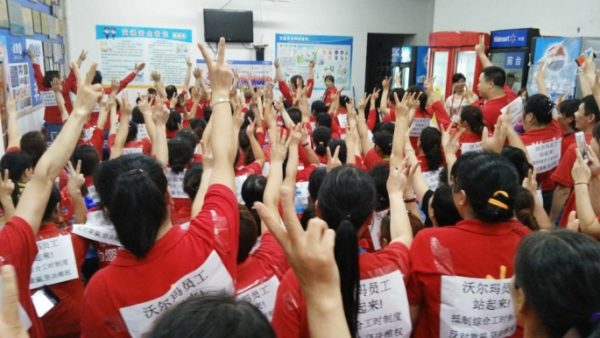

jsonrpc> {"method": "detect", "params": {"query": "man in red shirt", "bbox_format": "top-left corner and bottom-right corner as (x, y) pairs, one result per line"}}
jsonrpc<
(472, 66), (517, 131)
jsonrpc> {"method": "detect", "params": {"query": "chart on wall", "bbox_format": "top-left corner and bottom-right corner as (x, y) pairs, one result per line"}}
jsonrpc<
(275, 33), (353, 91)
(196, 60), (273, 88)
(96, 25), (192, 85)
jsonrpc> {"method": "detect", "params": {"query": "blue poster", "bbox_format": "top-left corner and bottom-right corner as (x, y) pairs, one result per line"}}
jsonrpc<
(527, 37), (582, 101)
(275, 33), (353, 90)
(415, 46), (429, 89)
(490, 29), (530, 49)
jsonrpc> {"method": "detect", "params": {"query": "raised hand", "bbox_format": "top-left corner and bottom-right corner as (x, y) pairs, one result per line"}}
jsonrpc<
(326, 146), (342, 172)
(572, 148), (592, 184)
(0, 169), (15, 200)
(66, 160), (85, 193)
(134, 63), (146, 74)
(358, 93), (371, 111)
(441, 124), (464, 155)
(50, 77), (63, 93)
(270, 128), (290, 163)
(386, 160), (409, 195)
(308, 60), (316, 69)
(0, 265), (29, 338)
(71, 62), (104, 116)
(150, 70), (161, 83)
(152, 97), (169, 126)
(197, 38), (234, 97)
(193, 67), (202, 79)
(274, 59), (280, 68)
(186, 57), (193, 68)
(110, 79), (119, 95)
(475, 34), (486, 54)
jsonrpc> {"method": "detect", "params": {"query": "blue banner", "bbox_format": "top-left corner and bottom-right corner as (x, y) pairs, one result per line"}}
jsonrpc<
(415, 46), (429, 89)
(95, 25), (192, 42)
(490, 29), (530, 49)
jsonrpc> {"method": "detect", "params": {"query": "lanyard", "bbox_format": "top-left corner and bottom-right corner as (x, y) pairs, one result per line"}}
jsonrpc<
(451, 94), (465, 116)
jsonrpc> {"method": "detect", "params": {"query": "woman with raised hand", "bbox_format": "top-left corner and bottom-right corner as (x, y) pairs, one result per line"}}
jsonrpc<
(80, 37), (238, 338)
(0, 61), (103, 338)
(408, 151), (531, 338)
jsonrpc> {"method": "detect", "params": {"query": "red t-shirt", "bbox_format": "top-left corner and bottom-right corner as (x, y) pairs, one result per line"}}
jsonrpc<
(271, 241), (410, 338)
(561, 132), (576, 158)
(520, 120), (563, 191)
(108, 134), (152, 156)
(364, 148), (388, 171)
(472, 87), (517, 132)
(458, 130), (484, 155)
(34, 223), (88, 337)
(409, 102), (452, 152)
(235, 161), (263, 176)
(278, 79), (315, 105)
(85, 72), (137, 127)
(33, 63), (75, 124)
(408, 219), (530, 338)
(551, 134), (593, 188)
(166, 166), (192, 225)
(81, 184), (239, 337)
(322, 87), (338, 105)
(0, 217), (44, 338)
(79, 127), (104, 158)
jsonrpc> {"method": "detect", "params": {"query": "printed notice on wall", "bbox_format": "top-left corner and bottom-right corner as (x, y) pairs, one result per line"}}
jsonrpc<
(96, 25), (192, 85)
(440, 276), (516, 338)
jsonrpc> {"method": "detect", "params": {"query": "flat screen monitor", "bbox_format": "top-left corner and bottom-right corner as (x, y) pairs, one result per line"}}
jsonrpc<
(203, 9), (253, 43)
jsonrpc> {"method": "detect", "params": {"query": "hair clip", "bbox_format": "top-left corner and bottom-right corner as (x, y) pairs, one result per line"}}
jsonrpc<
(488, 190), (509, 210)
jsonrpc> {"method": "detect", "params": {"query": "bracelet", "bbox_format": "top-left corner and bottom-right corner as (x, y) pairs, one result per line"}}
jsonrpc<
(211, 98), (231, 109)
(575, 182), (588, 186)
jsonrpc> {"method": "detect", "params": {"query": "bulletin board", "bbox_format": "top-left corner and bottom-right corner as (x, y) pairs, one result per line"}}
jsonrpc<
(96, 25), (193, 86)
(275, 33), (353, 90)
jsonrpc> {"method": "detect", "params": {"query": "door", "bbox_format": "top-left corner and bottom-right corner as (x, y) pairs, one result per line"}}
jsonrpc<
(430, 49), (451, 99)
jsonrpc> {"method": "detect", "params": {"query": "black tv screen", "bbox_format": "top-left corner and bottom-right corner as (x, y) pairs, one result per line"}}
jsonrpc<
(203, 9), (253, 43)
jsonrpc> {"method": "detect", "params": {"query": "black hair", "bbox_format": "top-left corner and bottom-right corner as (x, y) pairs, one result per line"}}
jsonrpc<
(92, 71), (102, 85)
(524, 94), (554, 125)
(514, 230), (600, 338)
(339, 95), (350, 107)
(369, 164), (390, 210)
(126, 121), (138, 143)
(316, 112), (332, 129)
(420, 127), (442, 171)
(514, 187), (540, 231)
(375, 122), (395, 135)
(407, 85), (427, 111)
(20, 131), (47, 167)
(183, 163), (203, 200)
(238, 204), (258, 263)
(43, 70), (60, 88)
(308, 166), (327, 202)
(452, 73), (466, 84)
(311, 100), (328, 115)
(165, 85), (178, 100)
(317, 166), (376, 337)
(148, 294), (275, 338)
(328, 139), (347, 164)
(460, 106), (485, 135)
(373, 130), (393, 156)
(380, 211), (425, 244)
(501, 145), (532, 184)
(168, 137), (194, 174)
(300, 204), (316, 230)
(190, 118), (207, 131)
(175, 128), (200, 149)
(71, 144), (100, 177)
(324, 74), (335, 83)
(289, 75), (304, 90)
(166, 111), (182, 132)
(388, 88), (405, 104)
(481, 66), (506, 87)
(431, 185), (461, 226)
(147, 88), (157, 96)
(558, 98), (580, 130)
(241, 174), (266, 227)
(41, 184), (61, 223)
(287, 107), (302, 125)
(582, 95), (600, 123)
(131, 106), (145, 124)
(438, 166), (449, 186)
(313, 127), (332, 157)
(452, 152), (519, 222)
(0, 152), (32, 205)
(94, 154), (168, 258)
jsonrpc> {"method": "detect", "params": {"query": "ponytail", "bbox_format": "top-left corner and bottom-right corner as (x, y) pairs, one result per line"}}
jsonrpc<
(334, 219), (360, 337)
(168, 137), (194, 174)
(420, 127), (442, 171)
(109, 170), (167, 258)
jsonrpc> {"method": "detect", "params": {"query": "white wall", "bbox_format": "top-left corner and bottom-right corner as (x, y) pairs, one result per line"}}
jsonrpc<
(433, 0), (600, 37)
(64, 0), (434, 96)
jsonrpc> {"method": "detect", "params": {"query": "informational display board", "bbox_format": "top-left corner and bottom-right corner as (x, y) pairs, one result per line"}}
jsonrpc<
(196, 60), (273, 88)
(527, 37), (582, 102)
(275, 33), (353, 90)
(96, 25), (192, 86)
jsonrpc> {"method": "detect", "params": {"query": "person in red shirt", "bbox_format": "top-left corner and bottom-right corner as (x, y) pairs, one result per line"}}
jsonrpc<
(274, 59), (315, 105)
(512, 230), (600, 338)
(473, 66), (517, 131)
(406, 85), (452, 151)
(81, 38), (240, 338)
(457, 105), (486, 154)
(271, 162), (414, 338)
(550, 95), (600, 224)
(322, 75), (338, 106)
(556, 98), (581, 156)
(0, 61), (104, 338)
(408, 152), (530, 338)
(418, 127), (444, 191)
(166, 137), (194, 225)
(364, 130), (392, 171)
(519, 94), (563, 210)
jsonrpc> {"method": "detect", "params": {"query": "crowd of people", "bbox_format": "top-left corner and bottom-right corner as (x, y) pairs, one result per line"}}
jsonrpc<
(0, 34), (599, 338)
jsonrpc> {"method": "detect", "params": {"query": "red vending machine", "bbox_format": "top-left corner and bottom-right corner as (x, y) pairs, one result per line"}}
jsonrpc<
(428, 31), (490, 99)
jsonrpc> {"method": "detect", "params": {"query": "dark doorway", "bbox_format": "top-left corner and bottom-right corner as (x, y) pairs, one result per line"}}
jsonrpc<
(365, 33), (414, 92)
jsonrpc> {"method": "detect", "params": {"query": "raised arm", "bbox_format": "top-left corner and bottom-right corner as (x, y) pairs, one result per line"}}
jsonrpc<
(357, 92), (374, 155)
(0, 170), (15, 220)
(66, 161), (87, 224)
(15, 63), (102, 231)
(578, 58), (596, 97)
(379, 77), (390, 115)
(191, 143), (213, 216)
(262, 129), (289, 231)
(183, 57), (193, 89)
(475, 34), (493, 68)
(246, 118), (266, 166)
(4, 94), (19, 149)
(387, 159), (413, 246)
(522, 168), (552, 230)
(151, 96), (169, 166)
(592, 69), (600, 110)
(535, 61), (549, 96)
(284, 125), (301, 191)
(151, 71), (167, 99)
(572, 149), (600, 239)
(51, 78), (69, 123)
(109, 95), (131, 160)
(197, 38), (236, 190)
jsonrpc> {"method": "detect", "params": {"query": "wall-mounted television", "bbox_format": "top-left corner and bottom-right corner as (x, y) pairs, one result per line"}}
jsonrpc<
(203, 9), (253, 43)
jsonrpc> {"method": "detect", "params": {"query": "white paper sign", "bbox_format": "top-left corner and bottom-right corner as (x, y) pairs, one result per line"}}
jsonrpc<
(461, 142), (482, 154)
(237, 275), (280, 321)
(422, 168), (442, 191)
(86, 185), (101, 206)
(166, 168), (187, 198)
(369, 209), (389, 251)
(82, 127), (94, 142)
(294, 181), (310, 214)
(526, 138), (562, 174)
(500, 97), (524, 127)
(30, 235), (79, 289)
(235, 175), (249, 204)
(123, 147), (144, 155)
(40, 91), (57, 106)
(72, 210), (122, 246)
(440, 276), (516, 338)
(0, 281), (32, 330)
(337, 113), (348, 129)
(409, 117), (432, 137)
(136, 124), (148, 141)
(357, 270), (412, 338)
(119, 251), (234, 338)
